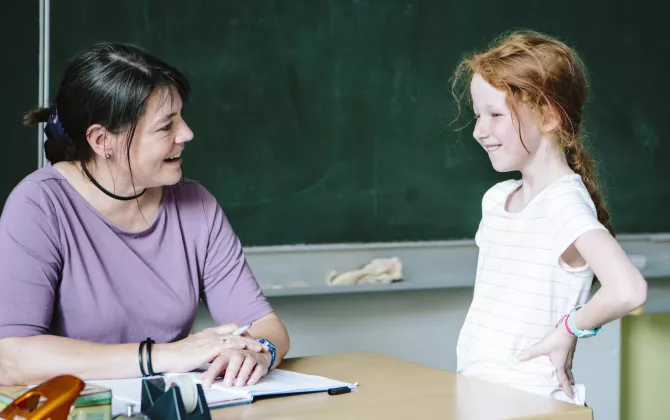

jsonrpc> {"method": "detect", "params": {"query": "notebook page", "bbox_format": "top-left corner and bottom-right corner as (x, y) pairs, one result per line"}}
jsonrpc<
(88, 376), (250, 416)
(88, 369), (355, 416)
(162, 373), (250, 407)
(210, 369), (356, 397)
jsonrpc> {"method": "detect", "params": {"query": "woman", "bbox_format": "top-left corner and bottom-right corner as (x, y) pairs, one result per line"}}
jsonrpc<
(0, 42), (290, 388)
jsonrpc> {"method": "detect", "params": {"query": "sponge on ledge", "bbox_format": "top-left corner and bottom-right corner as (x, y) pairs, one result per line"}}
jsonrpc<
(326, 257), (403, 286)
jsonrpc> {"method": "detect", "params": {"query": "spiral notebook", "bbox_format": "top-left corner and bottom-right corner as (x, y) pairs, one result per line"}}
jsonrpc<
(89, 369), (357, 415)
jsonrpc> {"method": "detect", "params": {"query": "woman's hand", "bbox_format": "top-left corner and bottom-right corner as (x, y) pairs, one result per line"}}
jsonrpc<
(153, 323), (268, 376)
(517, 323), (578, 398)
(201, 348), (272, 388)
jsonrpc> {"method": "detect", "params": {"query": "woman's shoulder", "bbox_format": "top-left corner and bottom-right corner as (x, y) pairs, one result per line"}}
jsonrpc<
(167, 178), (216, 206)
(1, 166), (67, 231)
(15, 165), (63, 185)
(166, 178), (224, 221)
(5, 166), (66, 207)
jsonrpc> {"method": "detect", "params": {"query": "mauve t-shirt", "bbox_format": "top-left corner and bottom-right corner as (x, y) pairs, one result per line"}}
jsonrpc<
(0, 165), (273, 343)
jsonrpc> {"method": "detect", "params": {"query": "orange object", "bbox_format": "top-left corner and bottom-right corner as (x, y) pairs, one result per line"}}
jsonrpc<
(0, 375), (84, 420)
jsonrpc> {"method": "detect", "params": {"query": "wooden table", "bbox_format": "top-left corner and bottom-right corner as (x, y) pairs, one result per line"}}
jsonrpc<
(213, 351), (592, 420)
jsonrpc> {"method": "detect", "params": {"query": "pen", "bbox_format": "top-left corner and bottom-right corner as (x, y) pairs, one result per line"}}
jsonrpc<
(327, 386), (352, 395)
(232, 324), (252, 336)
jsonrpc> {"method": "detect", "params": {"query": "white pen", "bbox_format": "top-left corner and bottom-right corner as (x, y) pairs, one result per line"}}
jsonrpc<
(232, 323), (252, 336)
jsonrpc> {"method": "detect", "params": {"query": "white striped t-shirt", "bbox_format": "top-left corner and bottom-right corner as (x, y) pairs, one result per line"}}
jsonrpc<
(456, 174), (607, 400)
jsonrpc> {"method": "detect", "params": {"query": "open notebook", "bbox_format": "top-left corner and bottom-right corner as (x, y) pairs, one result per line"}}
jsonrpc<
(89, 369), (357, 415)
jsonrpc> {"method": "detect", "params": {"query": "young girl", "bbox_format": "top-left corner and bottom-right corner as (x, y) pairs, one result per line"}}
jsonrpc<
(451, 30), (647, 405)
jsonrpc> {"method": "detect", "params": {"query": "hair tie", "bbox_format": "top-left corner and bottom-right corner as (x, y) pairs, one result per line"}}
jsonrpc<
(44, 105), (71, 144)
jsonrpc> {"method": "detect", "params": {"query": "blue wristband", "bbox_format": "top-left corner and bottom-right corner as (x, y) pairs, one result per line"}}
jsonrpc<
(567, 305), (601, 338)
(257, 338), (276, 370)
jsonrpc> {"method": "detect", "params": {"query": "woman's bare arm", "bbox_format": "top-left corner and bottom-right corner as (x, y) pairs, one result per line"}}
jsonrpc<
(0, 335), (140, 385)
(0, 324), (265, 386)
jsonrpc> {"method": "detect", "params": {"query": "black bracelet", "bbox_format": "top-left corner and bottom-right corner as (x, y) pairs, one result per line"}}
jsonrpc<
(145, 338), (156, 376)
(138, 340), (148, 377)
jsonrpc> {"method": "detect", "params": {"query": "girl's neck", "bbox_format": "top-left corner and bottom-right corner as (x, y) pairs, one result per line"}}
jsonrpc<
(518, 142), (574, 205)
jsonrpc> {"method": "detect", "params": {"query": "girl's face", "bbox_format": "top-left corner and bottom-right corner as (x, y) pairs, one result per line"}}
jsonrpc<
(470, 73), (544, 173)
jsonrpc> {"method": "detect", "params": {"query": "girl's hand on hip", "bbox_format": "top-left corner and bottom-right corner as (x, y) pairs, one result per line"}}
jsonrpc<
(517, 323), (578, 398)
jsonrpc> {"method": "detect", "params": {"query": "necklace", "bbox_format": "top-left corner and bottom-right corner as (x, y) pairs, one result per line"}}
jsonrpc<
(81, 162), (147, 201)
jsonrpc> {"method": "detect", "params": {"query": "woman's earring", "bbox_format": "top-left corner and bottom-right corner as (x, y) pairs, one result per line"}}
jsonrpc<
(105, 153), (111, 160)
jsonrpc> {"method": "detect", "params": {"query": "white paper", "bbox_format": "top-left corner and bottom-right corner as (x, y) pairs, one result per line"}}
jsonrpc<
(87, 369), (356, 416)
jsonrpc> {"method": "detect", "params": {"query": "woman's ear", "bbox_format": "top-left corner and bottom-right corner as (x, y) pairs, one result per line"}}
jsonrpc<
(541, 106), (561, 133)
(86, 124), (114, 160)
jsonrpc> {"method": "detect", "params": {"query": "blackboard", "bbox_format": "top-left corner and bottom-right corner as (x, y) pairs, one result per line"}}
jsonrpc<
(48, 0), (669, 245)
(2, 0), (39, 204)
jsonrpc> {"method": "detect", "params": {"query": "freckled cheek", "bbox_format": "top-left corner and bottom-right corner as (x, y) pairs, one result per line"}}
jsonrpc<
(495, 123), (522, 147)
(487, 120), (508, 142)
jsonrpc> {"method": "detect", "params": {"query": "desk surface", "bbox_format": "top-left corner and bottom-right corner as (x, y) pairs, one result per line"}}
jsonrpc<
(213, 352), (592, 420)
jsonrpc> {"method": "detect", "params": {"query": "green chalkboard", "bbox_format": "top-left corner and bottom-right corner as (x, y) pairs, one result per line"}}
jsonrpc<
(50, 1), (670, 246)
(1, 0), (39, 204)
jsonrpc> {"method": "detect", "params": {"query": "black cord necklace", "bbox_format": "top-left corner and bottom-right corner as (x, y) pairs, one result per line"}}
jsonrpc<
(81, 161), (147, 201)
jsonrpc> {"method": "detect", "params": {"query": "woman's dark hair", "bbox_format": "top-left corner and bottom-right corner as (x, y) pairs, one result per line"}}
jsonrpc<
(24, 42), (190, 166)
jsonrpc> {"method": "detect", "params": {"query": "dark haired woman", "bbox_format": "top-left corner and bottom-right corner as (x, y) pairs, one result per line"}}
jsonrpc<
(0, 42), (289, 388)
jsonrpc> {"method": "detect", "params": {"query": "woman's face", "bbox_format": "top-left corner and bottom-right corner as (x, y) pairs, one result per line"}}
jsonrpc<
(121, 88), (194, 189)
